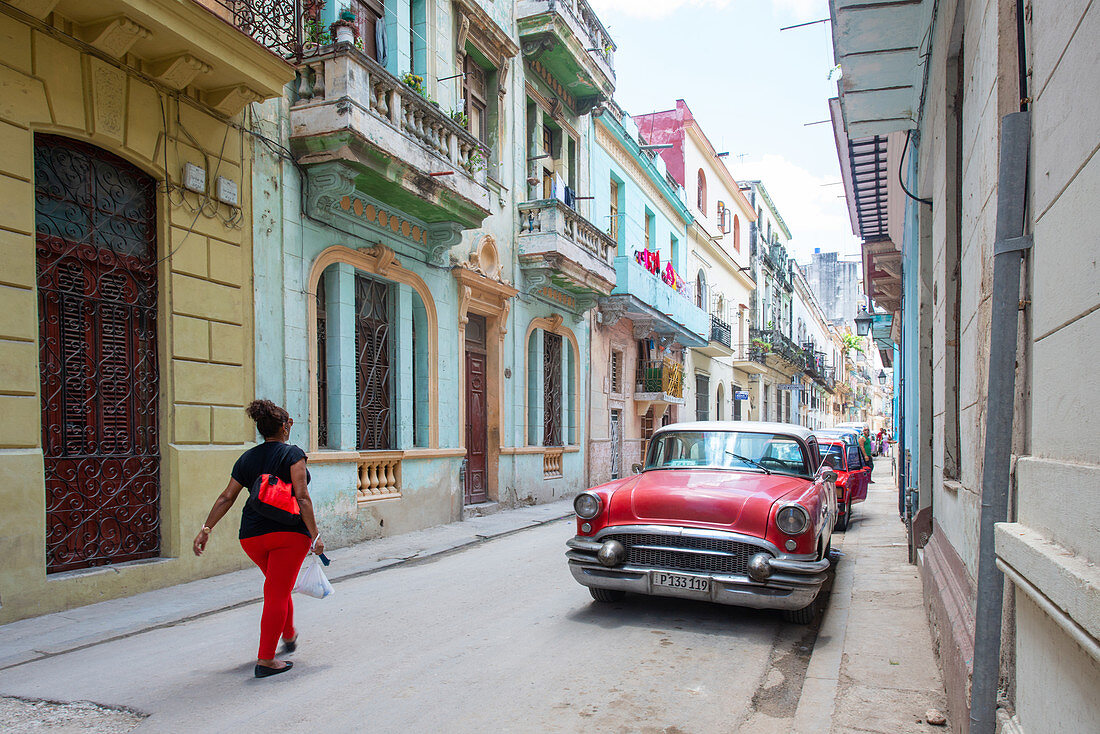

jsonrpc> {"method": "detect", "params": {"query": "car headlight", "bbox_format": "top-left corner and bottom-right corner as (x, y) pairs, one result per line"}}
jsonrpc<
(574, 492), (601, 520)
(776, 504), (810, 535)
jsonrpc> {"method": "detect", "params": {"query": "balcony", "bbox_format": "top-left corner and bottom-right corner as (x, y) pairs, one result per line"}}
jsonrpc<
(733, 342), (770, 375)
(516, 0), (616, 112)
(600, 256), (709, 348)
(634, 358), (684, 418)
(290, 42), (491, 261)
(750, 328), (807, 372)
(696, 314), (734, 358)
(517, 199), (616, 311)
(36, 0), (294, 112)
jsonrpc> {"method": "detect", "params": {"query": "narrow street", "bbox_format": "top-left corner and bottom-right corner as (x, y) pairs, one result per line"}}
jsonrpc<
(0, 517), (828, 733)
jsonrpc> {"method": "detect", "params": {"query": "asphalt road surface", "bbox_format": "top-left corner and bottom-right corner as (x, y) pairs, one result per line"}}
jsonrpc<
(0, 520), (824, 733)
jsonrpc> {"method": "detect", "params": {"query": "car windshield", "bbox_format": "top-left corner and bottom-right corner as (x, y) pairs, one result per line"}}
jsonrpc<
(821, 443), (845, 469)
(645, 431), (811, 478)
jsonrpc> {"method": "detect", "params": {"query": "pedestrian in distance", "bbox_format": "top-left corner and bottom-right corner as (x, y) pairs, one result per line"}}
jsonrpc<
(193, 399), (325, 678)
(860, 427), (876, 483)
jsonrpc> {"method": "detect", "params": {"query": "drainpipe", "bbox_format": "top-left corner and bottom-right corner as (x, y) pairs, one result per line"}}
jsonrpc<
(969, 110), (1031, 734)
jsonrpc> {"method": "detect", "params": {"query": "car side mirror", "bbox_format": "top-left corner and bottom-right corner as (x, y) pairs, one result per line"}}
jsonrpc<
(822, 469), (838, 484)
(631, 463), (643, 474)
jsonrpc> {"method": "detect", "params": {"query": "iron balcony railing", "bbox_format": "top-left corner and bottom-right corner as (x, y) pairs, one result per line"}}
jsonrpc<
(636, 358), (684, 399)
(733, 342), (769, 365)
(750, 327), (807, 371)
(709, 314), (732, 348)
(207, 0), (317, 61)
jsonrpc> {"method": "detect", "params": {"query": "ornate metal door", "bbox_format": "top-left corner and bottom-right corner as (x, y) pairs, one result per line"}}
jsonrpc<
(355, 273), (391, 450)
(35, 135), (160, 573)
(543, 331), (563, 446)
(464, 314), (488, 504)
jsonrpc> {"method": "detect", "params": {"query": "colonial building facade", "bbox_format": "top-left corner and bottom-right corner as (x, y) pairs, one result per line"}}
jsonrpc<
(0, 0), (292, 622)
(831, 0), (1100, 730)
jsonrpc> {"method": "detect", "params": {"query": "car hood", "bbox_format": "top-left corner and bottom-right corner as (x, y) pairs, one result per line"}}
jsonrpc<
(607, 469), (811, 537)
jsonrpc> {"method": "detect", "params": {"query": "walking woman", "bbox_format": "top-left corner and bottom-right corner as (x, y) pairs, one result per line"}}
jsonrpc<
(193, 400), (325, 678)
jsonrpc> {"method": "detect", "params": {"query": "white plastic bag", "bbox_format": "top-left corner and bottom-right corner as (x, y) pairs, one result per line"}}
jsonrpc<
(293, 555), (334, 599)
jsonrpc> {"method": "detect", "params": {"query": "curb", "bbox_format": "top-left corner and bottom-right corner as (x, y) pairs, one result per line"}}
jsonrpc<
(0, 505), (573, 672)
(791, 524), (858, 733)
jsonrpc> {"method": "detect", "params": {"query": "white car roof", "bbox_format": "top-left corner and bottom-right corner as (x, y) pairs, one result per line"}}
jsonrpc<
(652, 420), (815, 443)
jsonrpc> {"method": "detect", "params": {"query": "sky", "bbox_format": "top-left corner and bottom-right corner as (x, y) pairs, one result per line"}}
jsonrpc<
(586, 0), (863, 264)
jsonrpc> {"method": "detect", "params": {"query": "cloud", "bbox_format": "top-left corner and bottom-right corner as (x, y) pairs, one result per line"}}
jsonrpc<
(586, 0), (732, 20)
(735, 154), (862, 262)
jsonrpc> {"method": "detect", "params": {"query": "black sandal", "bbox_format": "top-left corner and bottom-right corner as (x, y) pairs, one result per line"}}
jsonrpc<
(254, 661), (293, 678)
(281, 635), (298, 654)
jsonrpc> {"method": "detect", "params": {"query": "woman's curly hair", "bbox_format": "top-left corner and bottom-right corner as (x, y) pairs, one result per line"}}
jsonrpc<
(246, 399), (290, 439)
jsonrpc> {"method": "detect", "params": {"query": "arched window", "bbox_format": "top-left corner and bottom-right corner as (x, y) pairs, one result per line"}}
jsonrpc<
(697, 169), (707, 212)
(695, 268), (707, 309)
(716, 383), (725, 421)
(35, 135), (161, 573)
(733, 215), (741, 252)
(525, 318), (580, 447)
(310, 245), (438, 456)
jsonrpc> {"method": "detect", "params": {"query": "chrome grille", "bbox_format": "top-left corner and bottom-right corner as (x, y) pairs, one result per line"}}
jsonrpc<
(602, 533), (767, 575)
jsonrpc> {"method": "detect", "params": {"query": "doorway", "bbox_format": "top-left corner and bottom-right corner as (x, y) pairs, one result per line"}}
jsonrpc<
(464, 314), (489, 503)
(610, 409), (622, 479)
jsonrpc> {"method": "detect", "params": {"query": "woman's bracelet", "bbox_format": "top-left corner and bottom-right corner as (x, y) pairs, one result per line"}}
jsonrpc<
(200, 526), (212, 535)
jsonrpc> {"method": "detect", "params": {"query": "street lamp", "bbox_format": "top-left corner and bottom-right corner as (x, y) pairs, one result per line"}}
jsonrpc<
(854, 306), (872, 336)
(877, 369), (887, 385)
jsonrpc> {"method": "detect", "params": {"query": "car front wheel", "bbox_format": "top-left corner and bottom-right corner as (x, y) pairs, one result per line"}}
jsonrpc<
(589, 587), (626, 603)
(782, 596), (818, 625)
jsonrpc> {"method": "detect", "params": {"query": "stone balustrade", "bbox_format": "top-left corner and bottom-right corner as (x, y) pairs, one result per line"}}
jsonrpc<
(293, 43), (489, 184)
(357, 451), (402, 504)
(543, 447), (564, 479)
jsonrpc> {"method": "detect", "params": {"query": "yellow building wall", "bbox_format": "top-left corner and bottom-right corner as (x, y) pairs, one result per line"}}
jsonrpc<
(0, 17), (263, 623)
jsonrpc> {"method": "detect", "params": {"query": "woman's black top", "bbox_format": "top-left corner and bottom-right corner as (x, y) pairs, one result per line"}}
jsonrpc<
(231, 441), (312, 540)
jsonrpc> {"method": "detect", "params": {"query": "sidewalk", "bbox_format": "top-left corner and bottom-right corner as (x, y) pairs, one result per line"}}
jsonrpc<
(794, 458), (949, 733)
(0, 499), (574, 672)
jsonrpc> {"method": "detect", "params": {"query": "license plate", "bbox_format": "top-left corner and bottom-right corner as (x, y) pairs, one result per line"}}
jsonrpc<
(651, 571), (710, 592)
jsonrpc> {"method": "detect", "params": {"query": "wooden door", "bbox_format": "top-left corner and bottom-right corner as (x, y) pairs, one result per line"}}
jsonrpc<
(464, 315), (488, 504)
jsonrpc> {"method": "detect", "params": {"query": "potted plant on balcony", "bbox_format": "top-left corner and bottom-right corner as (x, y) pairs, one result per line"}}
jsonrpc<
(304, 16), (332, 50)
(401, 72), (434, 103)
(330, 6), (359, 45)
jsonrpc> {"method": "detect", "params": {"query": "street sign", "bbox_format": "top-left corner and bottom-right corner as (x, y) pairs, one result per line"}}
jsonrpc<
(734, 391), (749, 401)
(777, 384), (805, 391)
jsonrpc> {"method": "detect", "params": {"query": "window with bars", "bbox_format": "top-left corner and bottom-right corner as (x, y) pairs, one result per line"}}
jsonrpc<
(316, 276), (329, 448)
(610, 349), (622, 393)
(733, 385), (743, 420)
(355, 273), (392, 450)
(695, 374), (710, 421)
(543, 331), (563, 446)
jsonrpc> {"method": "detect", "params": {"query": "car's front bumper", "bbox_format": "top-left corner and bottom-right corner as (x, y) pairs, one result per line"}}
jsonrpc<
(566, 535), (830, 612)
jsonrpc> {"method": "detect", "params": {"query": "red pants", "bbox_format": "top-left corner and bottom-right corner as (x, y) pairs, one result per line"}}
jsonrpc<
(240, 532), (311, 660)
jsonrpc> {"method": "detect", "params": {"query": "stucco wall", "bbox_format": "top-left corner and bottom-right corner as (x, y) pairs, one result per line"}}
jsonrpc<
(0, 18), (261, 622)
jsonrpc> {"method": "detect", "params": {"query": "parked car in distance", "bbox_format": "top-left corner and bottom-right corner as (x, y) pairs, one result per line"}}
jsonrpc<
(566, 422), (837, 624)
(815, 436), (870, 531)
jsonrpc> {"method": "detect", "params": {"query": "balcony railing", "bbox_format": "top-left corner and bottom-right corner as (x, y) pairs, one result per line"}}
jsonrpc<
(295, 47), (487, 180)
(733, 342), (769, 365)
(709, 314), (732, 348)
(206, 0), (312, 60)
(518, 200), (615, 267)
(517, 0), (616, 75)
(636, 358), (684, 399)
(750, 327), (807, 371)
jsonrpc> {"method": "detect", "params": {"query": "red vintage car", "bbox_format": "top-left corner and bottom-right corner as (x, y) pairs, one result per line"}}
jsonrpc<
(566, 422), (837, 623)
(814, 434), (870, 531)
